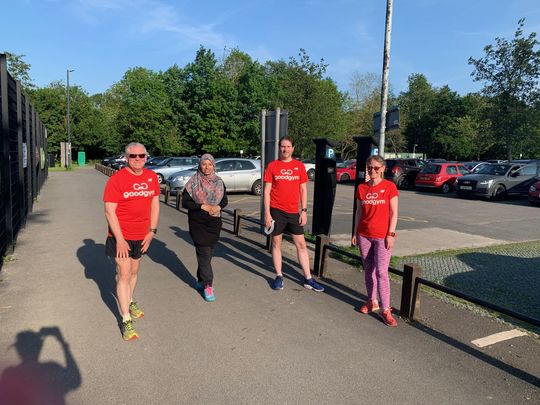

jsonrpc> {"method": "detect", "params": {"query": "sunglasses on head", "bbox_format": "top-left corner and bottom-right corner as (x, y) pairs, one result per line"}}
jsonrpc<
(128, 154), (147, 159)
(367, 166), (382, 172)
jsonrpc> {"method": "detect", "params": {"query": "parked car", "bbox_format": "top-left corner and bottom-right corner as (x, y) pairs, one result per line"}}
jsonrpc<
(336, 159), (356, 182)
(415, 162), (470, 193)
(101, 154), (125, 167)
(145, 156), (169, 166)
(384, 158), (426, 189)
(146, 156), (200, 184)
(460, 161), (489, 173)
(301, 159), (316, 181)
(454, 162), (540, 200)
(165, 158), (262, 195)
(528, 180), (540, 206)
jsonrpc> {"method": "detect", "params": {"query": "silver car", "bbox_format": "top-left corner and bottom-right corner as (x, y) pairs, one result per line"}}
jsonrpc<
(146, 156), (200, 184)
(166, 158), (262, 195)
(455, 163), (540, 200)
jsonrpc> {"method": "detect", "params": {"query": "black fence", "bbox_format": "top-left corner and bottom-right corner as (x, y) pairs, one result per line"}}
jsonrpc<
(0, 53), (48, 263)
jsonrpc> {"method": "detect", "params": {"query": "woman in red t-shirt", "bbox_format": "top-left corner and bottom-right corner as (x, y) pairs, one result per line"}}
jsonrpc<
(352, 155), (399, 327)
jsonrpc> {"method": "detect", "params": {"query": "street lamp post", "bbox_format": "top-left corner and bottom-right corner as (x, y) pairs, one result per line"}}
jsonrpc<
(66, 69), (74, 168)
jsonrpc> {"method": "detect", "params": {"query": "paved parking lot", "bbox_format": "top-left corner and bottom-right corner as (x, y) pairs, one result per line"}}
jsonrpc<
(221, 182), (540, 250)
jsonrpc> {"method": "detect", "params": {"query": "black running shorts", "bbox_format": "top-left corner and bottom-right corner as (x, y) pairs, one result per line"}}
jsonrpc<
(105, 237), (145, 259)
(269, 207), (304, 236)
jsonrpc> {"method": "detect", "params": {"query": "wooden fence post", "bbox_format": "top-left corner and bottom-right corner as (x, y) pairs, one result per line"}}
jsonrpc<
(313, 234), (330, 277)
(234, 209), (242, 235)
(400, 263), (422, 321)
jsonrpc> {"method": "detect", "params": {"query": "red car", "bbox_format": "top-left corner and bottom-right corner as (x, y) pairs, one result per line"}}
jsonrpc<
(415, 162), (470, 193)
(528, 180), (540, 205)
(336, 159), (356, 182)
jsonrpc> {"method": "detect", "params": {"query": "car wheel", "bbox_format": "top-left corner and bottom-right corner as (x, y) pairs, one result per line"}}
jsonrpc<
(491, 184), (506, 201)
(340, 173), (350, 183)
(157, 173), (164, 184)
(251, 179), (262, 196)
(441, 183), (451, 194)
(398, 176), (409, 189)
(307, 169), (315, 181)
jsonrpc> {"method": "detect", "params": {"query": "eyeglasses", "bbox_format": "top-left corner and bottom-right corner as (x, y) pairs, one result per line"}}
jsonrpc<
(367, 166), (383, 172)
(128, 154), (147, 159)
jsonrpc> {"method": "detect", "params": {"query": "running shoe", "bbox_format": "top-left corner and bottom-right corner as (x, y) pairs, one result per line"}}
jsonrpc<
(359, 300), (380, 314)
(380, 308), (398, 327)
(272, 275), (284, 290)
(203, 286), (215, 302)
(129, 301), (144, 319)
(304, 278), (324, 292)
(121, 320), (139, 341)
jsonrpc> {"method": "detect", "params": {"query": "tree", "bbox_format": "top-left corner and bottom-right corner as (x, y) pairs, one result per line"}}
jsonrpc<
(267, 49), (347, 158)
(398, 74), (436, 155)
(4, 52), (35, 92)
(112, 67), (177, 155)
(469, 18), (540, 160)
(179, 46), (242, 155)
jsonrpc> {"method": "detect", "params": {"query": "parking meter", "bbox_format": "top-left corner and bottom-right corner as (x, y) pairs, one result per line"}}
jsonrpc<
(351, 136), (376, 237)
(312, 138), (337, 235)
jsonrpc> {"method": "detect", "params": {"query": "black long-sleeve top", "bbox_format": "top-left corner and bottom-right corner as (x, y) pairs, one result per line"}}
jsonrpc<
(181, 187), (228, 246)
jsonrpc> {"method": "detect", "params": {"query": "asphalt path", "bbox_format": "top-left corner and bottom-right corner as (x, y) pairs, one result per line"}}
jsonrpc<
(0, 167), (538, 404)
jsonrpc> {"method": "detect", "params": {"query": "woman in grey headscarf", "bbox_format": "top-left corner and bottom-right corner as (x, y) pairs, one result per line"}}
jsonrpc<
(182, 154), (228, 302)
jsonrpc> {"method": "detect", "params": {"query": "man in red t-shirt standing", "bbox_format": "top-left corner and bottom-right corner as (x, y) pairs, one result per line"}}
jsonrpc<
(103, 142), (160, 341)
(263, 137), (324, 292)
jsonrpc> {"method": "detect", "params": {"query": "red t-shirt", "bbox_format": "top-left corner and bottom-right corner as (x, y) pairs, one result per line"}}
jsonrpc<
(103, 168), (160, 240)
(356, 179), (398, 238)
(264, 159), (308, 213)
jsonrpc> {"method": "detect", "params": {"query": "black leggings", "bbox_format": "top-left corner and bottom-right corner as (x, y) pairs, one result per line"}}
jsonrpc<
(195, 245), (215, 286)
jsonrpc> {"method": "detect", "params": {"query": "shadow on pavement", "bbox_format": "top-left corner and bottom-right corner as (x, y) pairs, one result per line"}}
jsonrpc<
(449, 251), (540, 331)
(148, 230), (196, 287)
(0, 326), (81, 404)
(78, 239), (119, 322)
(412, 322), (540, 389)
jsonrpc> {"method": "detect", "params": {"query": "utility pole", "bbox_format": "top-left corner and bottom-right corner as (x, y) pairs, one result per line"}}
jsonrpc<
(378, 0), (393, 157)
(66, 69), (74, 168)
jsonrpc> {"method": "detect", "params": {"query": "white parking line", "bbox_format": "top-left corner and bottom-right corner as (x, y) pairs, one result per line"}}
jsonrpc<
(471, 329), (527, 348)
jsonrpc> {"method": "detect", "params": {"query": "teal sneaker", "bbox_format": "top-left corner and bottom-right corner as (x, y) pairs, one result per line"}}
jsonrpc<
(203, 286), (215, 302)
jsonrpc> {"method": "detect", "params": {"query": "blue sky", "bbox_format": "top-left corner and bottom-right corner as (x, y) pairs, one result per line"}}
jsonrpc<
(2, 0), (540, 97)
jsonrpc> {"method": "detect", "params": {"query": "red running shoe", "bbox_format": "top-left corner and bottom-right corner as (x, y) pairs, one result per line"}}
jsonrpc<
(380, 308), (398, 327)
(359, 300), (380, 314)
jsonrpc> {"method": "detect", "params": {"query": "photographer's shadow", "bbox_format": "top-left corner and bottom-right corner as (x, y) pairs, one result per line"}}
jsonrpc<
(0, 327), (81, 404)
(78, 239), (118, 321)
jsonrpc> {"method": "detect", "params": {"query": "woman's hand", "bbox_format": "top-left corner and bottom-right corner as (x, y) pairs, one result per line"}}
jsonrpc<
(385, 235), (395, 250)
(351, 235), (357, 246)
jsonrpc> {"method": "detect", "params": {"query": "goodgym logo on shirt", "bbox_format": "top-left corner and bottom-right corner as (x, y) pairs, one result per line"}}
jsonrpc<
(123, 182), (156, 199)
(362, 189), (386, 205)
(275, 168), (300, 181)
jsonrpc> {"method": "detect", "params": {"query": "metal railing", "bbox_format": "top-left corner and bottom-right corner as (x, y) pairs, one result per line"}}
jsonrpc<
(0, 53), (48, 263)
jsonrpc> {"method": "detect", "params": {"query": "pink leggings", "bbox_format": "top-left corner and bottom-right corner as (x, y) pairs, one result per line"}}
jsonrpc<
(357, 235), (392, 309)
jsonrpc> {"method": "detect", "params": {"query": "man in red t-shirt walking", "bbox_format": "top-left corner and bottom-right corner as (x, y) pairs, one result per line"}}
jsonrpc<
(263, 137), (324, 292)
(103, 142), (160, 341)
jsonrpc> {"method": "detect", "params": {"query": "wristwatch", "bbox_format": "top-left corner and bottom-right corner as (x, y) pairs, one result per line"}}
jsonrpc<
(301, 208), (308, 213)
(149, 228), (158, 234)
(387, 231), (396, 237)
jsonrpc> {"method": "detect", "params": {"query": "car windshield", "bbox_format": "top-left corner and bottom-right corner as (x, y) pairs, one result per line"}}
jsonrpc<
(422, 164), (441, 174)
(475, 164), (511, 176)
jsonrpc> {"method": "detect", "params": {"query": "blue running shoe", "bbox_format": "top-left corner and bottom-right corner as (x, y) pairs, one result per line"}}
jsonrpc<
(272, 275), (284, 290)
(203, 286), (215, 302)
(304, 278), (324, 292)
